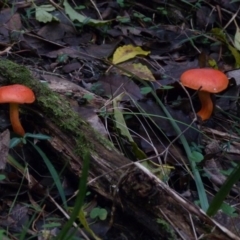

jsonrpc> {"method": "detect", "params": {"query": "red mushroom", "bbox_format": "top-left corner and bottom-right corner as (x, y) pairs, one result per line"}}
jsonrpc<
(180, 69), (228, 121)
(0, 84), (35, 136)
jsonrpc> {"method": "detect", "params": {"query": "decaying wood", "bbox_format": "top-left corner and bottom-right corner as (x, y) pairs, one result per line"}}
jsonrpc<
(0, 59), (239, 239)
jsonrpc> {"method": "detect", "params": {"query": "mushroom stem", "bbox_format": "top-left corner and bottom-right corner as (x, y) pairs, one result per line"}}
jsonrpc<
(9, 103), (25, 136)
(197, 91), (213, 121)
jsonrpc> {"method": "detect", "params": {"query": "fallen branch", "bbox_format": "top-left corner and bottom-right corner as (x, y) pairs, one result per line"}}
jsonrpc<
(0, 59), (239, 239)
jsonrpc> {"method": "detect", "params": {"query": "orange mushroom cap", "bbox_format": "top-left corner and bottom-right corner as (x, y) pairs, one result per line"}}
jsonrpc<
(0, 84), (35, 136)
(0, 84), (35, 103)
(180, 68), (228, 93)
(180, 69), (228, 120)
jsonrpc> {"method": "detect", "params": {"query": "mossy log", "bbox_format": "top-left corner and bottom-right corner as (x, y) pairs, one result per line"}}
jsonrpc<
(0, 59), (238, 239)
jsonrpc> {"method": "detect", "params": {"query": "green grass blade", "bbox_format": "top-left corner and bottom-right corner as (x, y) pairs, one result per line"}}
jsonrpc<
(57, 150), (91, 240)
(207, 162), (240, 216)
(29, 141), (67, 209)
(149, 89), (208, 211)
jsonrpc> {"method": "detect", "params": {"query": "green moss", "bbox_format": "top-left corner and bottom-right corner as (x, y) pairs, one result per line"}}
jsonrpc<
(0, 59), (118, 157)
(0, 60), (33, 85)
(0, 61), (87, 148)
(156, 218), (176, 239)
(75, 134), (91, 156)
(96, 133), (115, 151)
(0, 60), (81, 122)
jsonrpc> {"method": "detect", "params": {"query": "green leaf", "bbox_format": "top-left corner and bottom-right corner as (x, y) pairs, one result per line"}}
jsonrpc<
(63, 0), (110, 25)
(83, 94), (94, 101)
(98, 208), (108, 220)
(0, 230), (8, 240)
(90, 208), (100, 219)
(117, 0), (125, 7)
(220, 168), (234, 176)
(90, 208), (108, 220)
(38, 4), (55, 11)
(74, 5), (86, 10)
(140, 87), (152, 95)
(24, 133), (51, 140)
(35, 4), (58, 23)
(189, 151), (204, 163)
(220, 202), (238, 217)
(116, 16), (130, 23)
(0, 174), (6, 181)
(160, 85), (174, 90)
(9, 137), (22, 148)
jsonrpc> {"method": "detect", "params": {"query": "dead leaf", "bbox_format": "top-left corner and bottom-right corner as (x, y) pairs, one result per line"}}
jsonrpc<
(0, 130), (10, 170)
(62, 62), (81, 73)
(0, 8), (18, 43)
(44, 40), (120, 59)
(0, 204), (29, 232)
(0, 8), (17, 24)
(37, 23), (75, 43)
(6, 13), (22, 30)
(138, 100), (199, 142)
(73, 105), (108, 138)
(98, 74), (142, 101)
(196, 6), (216, 29)
(156, 60), (198, 85)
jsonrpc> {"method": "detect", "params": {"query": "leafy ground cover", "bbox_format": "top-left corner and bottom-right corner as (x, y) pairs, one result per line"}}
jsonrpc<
(1, 0), (240, 239)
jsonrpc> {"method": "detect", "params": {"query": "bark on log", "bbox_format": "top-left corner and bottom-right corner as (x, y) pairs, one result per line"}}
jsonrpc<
(0, 59), (239, 239)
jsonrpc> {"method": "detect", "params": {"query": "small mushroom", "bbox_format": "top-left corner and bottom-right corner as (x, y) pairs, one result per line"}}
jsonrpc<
(0, 84), (35, 136)
(180, 68), (228, 121)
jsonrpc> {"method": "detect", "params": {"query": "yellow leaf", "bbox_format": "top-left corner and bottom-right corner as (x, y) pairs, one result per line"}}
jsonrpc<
(116, 62), (155, 81)
(113, 93), (148, 160)
(141, 161), (174, 181)
(78, 208), (101, 240)
(211, 28), (240, 67)
(234, 27), (240, 51)
(112, 45), (150, 64)
(132, 63), (155, 81)
(208, 58), (217, 69)
(113, 93), (134, 142)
